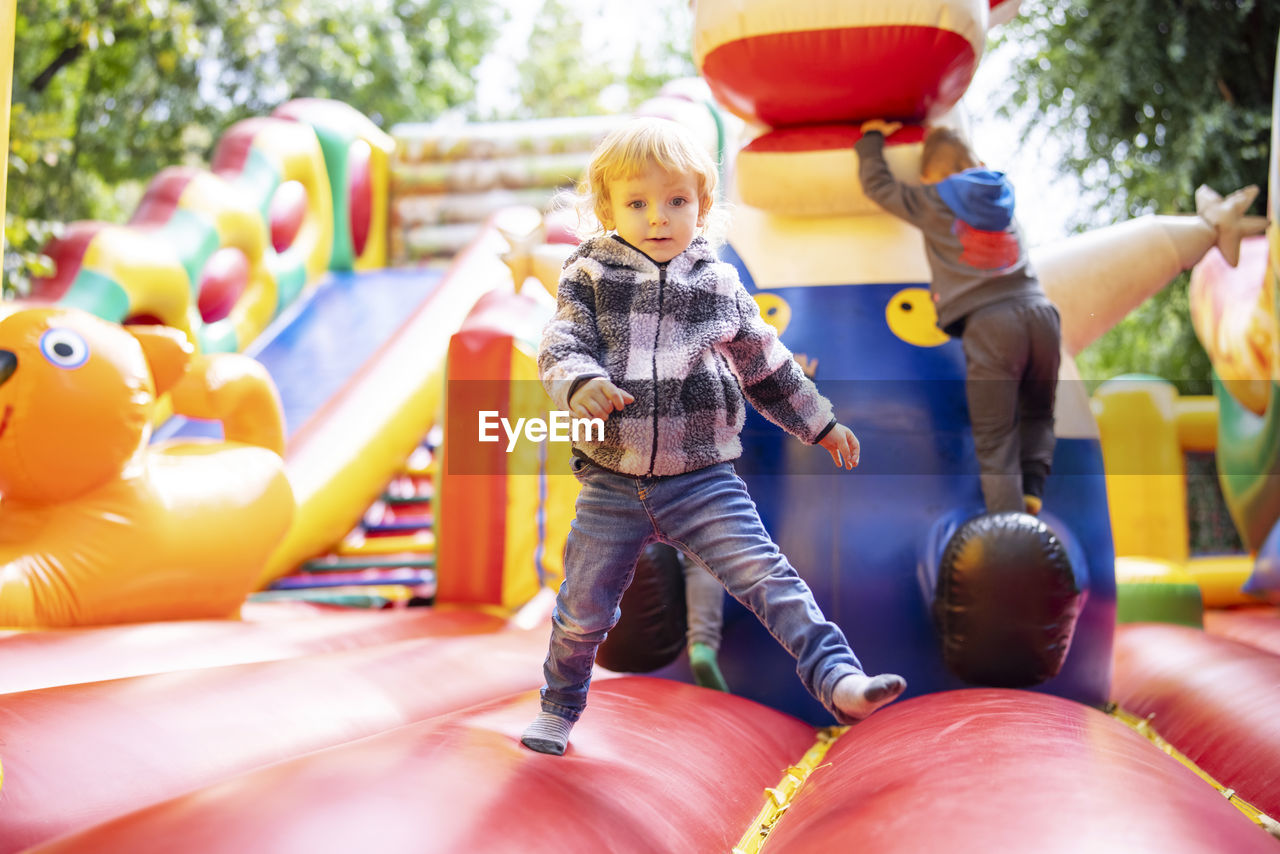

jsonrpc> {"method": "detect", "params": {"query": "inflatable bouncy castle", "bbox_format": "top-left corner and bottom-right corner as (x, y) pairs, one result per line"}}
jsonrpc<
(1, 1), (1279, 852)
(596, 0), (1266, 724)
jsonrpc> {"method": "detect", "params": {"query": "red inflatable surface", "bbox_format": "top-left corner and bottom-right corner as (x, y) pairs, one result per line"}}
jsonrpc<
(0, 617), (553, 853)
(1203, 604), (1280, 656)
(19, 680), (1276, 854)
(28, 678), (816, 854)
(763, 689), (1275, 854)
(0, 603), (506, 695)
(1113, 622), (1280, 819)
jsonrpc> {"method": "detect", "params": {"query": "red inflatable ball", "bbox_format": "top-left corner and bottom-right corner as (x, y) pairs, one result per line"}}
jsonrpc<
(348, 139), (373, 258)
(197, 246), (251, 323)
(268, 179), (309, 253)
(694, 0), (988, 127)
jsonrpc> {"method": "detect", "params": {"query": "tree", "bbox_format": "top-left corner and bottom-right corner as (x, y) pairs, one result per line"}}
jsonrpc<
(4, 0), (503, 295)
(998, 0), (1278, 393)
(512, 0), (621, 119)
(510, 0), (695, 119)
(621, 1), (698, 105)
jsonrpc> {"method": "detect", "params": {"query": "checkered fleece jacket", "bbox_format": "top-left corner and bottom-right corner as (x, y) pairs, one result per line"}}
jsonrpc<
(539, 235), (836, 477)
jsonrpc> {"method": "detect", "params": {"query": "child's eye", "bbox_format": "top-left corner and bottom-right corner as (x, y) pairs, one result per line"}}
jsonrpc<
(671, 197), (687, 207)
(628, 200), (645, 209)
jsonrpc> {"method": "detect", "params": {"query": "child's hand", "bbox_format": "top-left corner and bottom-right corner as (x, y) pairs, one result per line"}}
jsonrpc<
(570, 377), (635, 420)
(819, 424), (860, 470)
(860, 119), (903, 138)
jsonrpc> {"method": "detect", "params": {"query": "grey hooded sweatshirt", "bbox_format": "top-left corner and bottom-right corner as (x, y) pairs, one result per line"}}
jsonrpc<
(855, 130), (1046, 336)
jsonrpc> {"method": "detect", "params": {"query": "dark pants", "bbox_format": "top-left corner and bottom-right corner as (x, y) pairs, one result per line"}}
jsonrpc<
(960, 297), (1062, 514)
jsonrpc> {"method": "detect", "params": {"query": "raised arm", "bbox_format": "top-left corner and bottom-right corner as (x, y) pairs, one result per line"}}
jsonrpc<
(854, 125), (936, 226)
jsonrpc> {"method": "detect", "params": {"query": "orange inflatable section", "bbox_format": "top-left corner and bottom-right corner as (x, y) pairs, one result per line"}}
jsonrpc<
(0, 307), (295, 628)
(435, 287), (575, 609)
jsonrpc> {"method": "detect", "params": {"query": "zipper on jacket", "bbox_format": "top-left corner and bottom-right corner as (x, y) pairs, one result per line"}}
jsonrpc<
(647, 262), (667, 477)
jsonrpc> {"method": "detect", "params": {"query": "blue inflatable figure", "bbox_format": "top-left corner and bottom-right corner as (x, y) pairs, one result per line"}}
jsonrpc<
(607, 0), (1255, 726)
(690, 255), (1112, 724)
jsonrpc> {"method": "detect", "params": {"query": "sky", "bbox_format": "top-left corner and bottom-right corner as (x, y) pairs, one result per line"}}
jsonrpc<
(475, 1), (665, 117)
(965, 40), (1079, 246)
(477, 1), (1078, 247)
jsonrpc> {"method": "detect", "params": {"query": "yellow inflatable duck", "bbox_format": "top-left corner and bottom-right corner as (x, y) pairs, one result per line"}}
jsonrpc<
(0, 306), (295, 628)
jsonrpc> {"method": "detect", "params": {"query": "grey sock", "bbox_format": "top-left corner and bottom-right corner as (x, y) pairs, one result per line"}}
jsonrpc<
(833, 672), (907, 721)
(521, 712), (574, 755)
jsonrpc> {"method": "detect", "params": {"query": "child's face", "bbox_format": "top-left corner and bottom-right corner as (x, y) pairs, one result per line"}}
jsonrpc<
(602, 165), (705, 263)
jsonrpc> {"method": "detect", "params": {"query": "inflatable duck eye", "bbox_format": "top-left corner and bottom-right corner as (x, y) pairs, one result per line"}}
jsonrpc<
(885, 288), (950, 348)
(753, 293), (792, 337)
(39, 328), (90, 369)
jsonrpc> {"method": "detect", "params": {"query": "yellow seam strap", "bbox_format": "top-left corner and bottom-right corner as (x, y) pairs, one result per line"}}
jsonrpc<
(726, 705), (1280, 852)
(732, 725), (847, 854)
(1108, 703), (1280, 838)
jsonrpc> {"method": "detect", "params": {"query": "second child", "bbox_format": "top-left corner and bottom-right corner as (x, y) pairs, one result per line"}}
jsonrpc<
(855, 121), (1061, 516)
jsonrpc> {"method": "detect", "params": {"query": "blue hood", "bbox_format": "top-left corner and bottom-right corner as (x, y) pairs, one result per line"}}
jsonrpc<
(935, 169), (1015, 231)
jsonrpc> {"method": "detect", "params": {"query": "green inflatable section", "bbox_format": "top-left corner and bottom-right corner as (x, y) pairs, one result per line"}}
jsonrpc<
(1214, 371), (1280, 552)
(1115, 578), (1204, 628)
(306, 122), (358, 272)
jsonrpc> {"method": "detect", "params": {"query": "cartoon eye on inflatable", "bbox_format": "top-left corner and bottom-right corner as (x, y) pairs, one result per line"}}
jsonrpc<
(753, 293), (792, 337)
(39, 328), (90, 369)
(885, 287), (950, 348)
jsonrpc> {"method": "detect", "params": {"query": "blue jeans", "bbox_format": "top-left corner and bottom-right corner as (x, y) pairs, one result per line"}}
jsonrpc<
(539, 458), (864, 724)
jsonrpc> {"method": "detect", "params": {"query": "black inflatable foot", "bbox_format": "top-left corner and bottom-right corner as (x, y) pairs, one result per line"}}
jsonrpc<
(933, 512), (1081, 688)
(596, 543), (687, 673)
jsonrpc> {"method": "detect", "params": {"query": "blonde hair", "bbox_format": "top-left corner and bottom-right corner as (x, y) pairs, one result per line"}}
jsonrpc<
(561, 116), (729, 244)
(920, 126), (980, 178)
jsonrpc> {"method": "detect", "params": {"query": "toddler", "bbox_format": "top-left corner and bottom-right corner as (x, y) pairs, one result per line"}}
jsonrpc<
(522, 117), (905, 755)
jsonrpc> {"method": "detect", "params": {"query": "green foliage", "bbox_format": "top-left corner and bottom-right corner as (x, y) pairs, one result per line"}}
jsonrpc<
(999, 0), (1277, 390)
(1074, 274), (1214, 393)
(511, 0), (694, 119)
(513, 0), (615, 118)
(4, 0), (503, 295)
(621, 3), (697, 104)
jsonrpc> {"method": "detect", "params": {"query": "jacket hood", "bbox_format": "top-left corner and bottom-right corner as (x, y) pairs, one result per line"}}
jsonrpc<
(564, 234), (716, 275)
(935, 169), (1015, 231)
